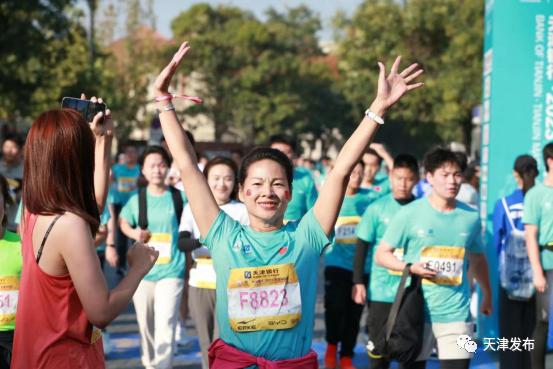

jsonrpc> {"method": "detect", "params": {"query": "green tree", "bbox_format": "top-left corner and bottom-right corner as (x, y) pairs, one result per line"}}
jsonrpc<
(336, 0), (483, 155)
(170, 4), (350, 146)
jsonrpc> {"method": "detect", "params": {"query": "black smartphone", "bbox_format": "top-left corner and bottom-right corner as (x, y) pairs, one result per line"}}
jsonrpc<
(61, 97), (106, 123)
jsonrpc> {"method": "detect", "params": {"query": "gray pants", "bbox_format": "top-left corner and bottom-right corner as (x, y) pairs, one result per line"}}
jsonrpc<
(189, 286), (218, 369)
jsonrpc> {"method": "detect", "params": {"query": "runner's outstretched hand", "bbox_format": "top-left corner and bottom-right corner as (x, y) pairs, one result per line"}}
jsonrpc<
(154, 41), (190, 96)
(374, 56), (424, 111)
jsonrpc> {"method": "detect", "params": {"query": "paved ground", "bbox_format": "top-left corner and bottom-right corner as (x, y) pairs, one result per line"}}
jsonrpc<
(102, 261), (553, 369)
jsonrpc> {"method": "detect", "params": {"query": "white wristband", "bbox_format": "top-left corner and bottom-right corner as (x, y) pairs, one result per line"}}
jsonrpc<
(364, 109), (384, 125)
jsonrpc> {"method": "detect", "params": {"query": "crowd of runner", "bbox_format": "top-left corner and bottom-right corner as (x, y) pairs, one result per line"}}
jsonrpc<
(0, 42), (550, 369)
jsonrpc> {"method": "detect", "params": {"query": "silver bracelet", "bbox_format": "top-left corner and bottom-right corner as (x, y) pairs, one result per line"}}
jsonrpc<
(364, 108), (384, 125)
(157, 102), (175, 115)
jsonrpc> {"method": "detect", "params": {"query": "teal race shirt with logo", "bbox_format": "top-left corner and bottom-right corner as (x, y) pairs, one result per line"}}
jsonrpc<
(523, 183), (553, 270)
(201, 209), (332, 364)
(356, 194), (404, 303)
(284, 167), (318, 222)
(382, 197), (484, 323)
(112, 163), (141, 206)
(361, 172), (391, 198)
(324, 190), (373, 271)
(121, 188), (187, 281)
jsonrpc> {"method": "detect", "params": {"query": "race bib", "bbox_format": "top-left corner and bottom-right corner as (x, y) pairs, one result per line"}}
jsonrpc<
(0, 276), (19, 328)
(189, 258), (216, 289)
(227, 263), (302, 332)
(149, 233), (172, 265)
(388, 248), (404, 276)
(420, 246), (465, 286)
(117, 177), (136, 193)
(335, 216), (360, 244)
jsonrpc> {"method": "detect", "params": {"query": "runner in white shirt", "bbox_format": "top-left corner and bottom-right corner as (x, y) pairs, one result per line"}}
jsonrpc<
(178, 157), (248, 369)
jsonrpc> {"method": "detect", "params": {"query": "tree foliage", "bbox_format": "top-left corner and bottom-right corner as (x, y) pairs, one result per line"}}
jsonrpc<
(336, 0), (483, 155)
(171, 4), (350, 146)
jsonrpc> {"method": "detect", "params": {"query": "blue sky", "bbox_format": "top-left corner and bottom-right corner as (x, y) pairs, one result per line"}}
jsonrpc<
(79, 0), (365, 41)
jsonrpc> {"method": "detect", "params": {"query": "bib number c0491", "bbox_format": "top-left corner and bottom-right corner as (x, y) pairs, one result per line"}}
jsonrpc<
(420, 246), (465, 286)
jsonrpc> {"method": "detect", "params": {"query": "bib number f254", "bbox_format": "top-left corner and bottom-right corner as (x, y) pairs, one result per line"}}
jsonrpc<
(227, 263), (301, 332)
(420, 246), (465, 286)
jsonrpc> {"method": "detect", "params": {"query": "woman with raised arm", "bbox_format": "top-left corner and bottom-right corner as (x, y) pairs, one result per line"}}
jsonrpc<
(154, 42), (423, 368)
(11, 98), (158, 369)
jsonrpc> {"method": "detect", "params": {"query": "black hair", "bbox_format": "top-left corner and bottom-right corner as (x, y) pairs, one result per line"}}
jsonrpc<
(3, 133), (24, 149)
(514, 155), (539, 194)
(543, 142), (553, 172)
(393, 154), (419, 175)
(453, 152), (468, 173)
(463, 162), (479, 181)
(269, 134), (297, 154)
(238, 148), (293, 190)
(203, 156), (239, 200)
(0, 174), (12, 228)
(139, 145), (172, 167)
(423, 147), (463, 174)
(364, 148), (383, 166)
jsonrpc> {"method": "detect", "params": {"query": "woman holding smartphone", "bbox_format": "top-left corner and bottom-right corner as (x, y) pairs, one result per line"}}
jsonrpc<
(11, 98), (158, 369)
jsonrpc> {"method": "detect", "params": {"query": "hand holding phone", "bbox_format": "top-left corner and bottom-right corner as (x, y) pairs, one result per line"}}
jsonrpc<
(61, 97), (107, 123)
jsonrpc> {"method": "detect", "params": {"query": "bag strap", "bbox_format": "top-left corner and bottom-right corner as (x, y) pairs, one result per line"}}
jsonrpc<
(36, 214), (63, 264)
(385, 263), (412, 341)
(138, 186), (148, 230)
(170, 186), (183, 224)
(501, 197), (517, 231)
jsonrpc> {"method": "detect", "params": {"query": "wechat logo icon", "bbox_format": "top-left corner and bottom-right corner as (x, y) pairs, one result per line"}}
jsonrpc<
(457, 335), (477, 353)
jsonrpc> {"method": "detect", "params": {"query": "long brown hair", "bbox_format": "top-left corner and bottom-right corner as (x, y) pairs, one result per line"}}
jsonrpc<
(23, 109), (99, 234)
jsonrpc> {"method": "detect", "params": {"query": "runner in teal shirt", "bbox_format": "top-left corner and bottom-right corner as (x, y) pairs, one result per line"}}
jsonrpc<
(119, 146), (187, 369)
(155, 42), (423, 368)
(322, 162), (372, 365)
(375, 148), (492, 366)
(112, 145), (141, 207)
(523, 142), (553, 368)
(269, 135), (318, 222)
(352, 154), (419, 368)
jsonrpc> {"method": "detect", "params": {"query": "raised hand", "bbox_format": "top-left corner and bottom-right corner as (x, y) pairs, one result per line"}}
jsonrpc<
(154, 41), (191, 97)
(375, 56), (424, 111)
(80, 94), (113, 139)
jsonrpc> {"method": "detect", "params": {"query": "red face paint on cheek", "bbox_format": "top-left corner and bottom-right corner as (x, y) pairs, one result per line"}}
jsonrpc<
(246, 189), (252, 196)
(285, 190), (290, 200)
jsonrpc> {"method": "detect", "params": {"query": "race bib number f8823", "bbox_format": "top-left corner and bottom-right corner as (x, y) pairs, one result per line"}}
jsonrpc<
(335, 216), (360, 244)
(420, 246), (465, 286)
(0, 276), (19, 327)
(149, 233), (172, 265)
(227, 263), (301, 332)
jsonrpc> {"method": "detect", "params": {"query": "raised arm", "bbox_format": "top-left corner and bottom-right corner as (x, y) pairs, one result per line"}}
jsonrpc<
(313, 57), (424, 234)
(153, 42), (220, 236)
(86, 95), (113, 213)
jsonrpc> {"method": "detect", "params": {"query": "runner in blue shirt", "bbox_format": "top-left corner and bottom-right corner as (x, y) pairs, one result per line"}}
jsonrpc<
(493, 154), (538, 369)
(154, 41), (423, 368)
